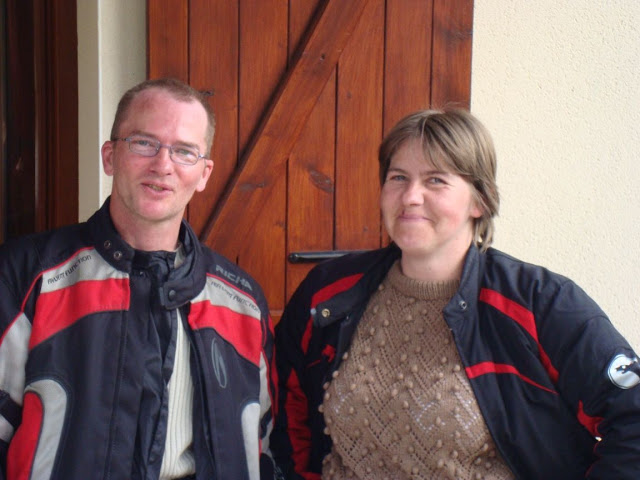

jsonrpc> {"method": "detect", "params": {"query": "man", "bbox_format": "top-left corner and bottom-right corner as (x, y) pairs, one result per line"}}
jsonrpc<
(0, 78), (276, 479)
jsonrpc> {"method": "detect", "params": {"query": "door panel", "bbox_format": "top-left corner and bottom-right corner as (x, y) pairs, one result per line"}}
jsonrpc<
(431, 1), (473, 107)
(3, 0), (78, 240)
(148, 0), (473, 322)
(286, 71), (336, 302)
(188, 0), (238, 235)
(335, 0), (384, 251)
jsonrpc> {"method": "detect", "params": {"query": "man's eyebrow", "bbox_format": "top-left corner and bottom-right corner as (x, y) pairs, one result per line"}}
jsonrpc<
(128, 130), (200, 148)
(128, 130), (156, 139)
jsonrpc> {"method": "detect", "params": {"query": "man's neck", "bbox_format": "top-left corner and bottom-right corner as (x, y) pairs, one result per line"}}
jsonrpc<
(111, 213), (182, 252)
(126, 230), (181, 252)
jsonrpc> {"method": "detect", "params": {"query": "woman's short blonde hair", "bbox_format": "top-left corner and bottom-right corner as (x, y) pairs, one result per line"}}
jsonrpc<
(378, 109), (500, 251)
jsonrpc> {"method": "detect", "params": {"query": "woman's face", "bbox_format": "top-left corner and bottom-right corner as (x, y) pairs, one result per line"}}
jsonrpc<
(380, 139), (482, 269)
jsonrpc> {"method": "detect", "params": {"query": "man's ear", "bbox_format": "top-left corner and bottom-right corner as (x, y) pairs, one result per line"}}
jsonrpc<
(196, 158), (214, 193)
(101, 141), (115, 176)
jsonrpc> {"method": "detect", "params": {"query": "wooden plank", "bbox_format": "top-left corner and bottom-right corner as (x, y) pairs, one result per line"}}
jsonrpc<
(431, 0), (473, 108)
(381, 0), (434, 247)
(286, 72), (336, 306)
(201, 0), (370, 258)
(6, 0), (38, 237)
(238, 0), (288, 151)
(335, 0), (384, 250)
(46, 0), (78, 228)
(234, 0), (289, 317)
(4, 0), (78, 239)
(285, 0), (334, 308)
(33, 1), (47, 232)
(238, 169), (287, 313)
(0, 0), (5, 242)
(384, 0), (433, 132)
(147, 0), (188, 81)
(288, 0), (323, 60)
(188, 0), (239, 236)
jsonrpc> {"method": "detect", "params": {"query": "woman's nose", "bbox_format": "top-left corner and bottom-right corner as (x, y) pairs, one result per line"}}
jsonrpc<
(402, 181), (424, 205)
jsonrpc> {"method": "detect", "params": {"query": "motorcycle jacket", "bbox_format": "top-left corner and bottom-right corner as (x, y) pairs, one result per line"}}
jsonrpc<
(0, 199), (276, 480)
(271, 243), (640, 479)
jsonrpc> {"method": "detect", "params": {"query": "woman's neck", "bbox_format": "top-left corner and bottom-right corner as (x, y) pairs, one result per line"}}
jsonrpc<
(399, 247), (469, 282)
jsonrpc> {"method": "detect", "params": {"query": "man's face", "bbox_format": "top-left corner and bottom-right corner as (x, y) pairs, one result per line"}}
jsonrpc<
(101, 88), (213, 244)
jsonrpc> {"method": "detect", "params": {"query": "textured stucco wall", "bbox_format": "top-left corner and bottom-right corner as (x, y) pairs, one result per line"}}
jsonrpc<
(471, 1), (640, 348)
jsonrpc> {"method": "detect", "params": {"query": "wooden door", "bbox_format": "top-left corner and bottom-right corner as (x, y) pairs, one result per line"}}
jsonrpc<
(148, 0), (473, 322)
(2, 0), (78, 240)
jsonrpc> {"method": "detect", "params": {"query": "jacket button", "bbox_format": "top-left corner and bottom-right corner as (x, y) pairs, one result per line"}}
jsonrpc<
(168, 289), (177, 301)
(321, 308), (330, 318)
(113, 251), (123, 261)
(103, 240), (112, 249)
(458, 300), (467, 310)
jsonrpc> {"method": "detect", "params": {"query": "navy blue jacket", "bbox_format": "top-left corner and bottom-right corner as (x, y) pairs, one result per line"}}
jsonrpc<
(0, 199), (276, 480)
(271, 244), (640, 479)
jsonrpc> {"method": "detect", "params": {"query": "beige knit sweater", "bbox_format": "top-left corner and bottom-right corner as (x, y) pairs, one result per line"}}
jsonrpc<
(321, 261), (514, 480)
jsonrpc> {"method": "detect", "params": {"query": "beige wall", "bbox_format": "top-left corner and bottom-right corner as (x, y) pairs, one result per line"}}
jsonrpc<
(77, 0), (146, 221)
(472, 1), (640, 348)
(78, 1), (640, 348)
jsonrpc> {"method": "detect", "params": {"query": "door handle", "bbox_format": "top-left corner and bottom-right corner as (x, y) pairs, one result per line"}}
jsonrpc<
(287, 250), (368, 263)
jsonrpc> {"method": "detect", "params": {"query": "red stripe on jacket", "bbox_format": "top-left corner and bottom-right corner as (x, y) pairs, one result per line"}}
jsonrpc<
(466, 362), (558, 394)
(301, 274), (363, 355)
(30, 278), (130, 350)
(189, 302), (263, 367)
(479, 288), (559, 383)
(7, 391), (42, 480)
(285, 369), (321, 480)
(578, 400), (603, 437)
(285, 273), (362, 477)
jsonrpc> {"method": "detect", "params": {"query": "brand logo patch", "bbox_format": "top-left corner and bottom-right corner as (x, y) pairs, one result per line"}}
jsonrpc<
(210, 339), (228, 389)
(607, 354), (640, 389)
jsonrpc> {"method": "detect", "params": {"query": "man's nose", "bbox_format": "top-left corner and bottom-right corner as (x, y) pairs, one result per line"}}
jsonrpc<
(150, 145), (174, 172)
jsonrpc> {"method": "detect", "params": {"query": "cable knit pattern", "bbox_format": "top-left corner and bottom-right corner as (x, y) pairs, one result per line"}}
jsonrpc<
(321, 261), (514, 479)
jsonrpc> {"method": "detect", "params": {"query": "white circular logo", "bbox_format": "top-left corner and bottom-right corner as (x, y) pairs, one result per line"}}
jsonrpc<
(607, 354), (640, 389)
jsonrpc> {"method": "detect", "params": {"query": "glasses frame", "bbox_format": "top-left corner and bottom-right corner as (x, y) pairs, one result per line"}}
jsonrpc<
(113, 136), (207, 166)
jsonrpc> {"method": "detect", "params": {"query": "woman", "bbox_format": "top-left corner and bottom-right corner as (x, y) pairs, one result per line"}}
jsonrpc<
(270, 109), (640, 479)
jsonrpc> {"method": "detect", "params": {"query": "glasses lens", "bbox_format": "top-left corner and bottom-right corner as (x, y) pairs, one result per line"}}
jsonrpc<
(171, 146), (200, 165)
(128, 137), (160, 156)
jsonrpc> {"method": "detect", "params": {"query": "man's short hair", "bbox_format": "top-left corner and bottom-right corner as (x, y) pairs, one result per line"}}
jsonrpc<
(110, 77), (216, 153)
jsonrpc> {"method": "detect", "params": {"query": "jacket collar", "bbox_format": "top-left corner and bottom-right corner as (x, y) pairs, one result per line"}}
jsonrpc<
(443, 243), (483, 320)
(88, 197), (207, 308)
(315, 243), (487, 328)
(314, 244), (401, 328)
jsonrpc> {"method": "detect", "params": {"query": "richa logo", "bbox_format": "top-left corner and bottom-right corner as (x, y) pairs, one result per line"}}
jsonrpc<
(214, 265), (253, 291)
(210, 338), (228, 389)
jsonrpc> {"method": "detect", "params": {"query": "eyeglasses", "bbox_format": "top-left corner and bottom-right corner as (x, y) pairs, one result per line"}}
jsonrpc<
(113, 136), (206, 166)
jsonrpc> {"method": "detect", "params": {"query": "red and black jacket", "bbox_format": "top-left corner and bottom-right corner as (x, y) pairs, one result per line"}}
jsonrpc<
(271, 244), (640, 479)
(0, 199), (276, 480)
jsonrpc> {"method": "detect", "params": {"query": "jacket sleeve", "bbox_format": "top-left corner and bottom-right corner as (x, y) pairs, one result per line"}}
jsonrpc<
(259, 308), (278, 479)
(541, 280), (640, 479)
(0, 243), (33, 479)
(270, 277), (322, 480)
